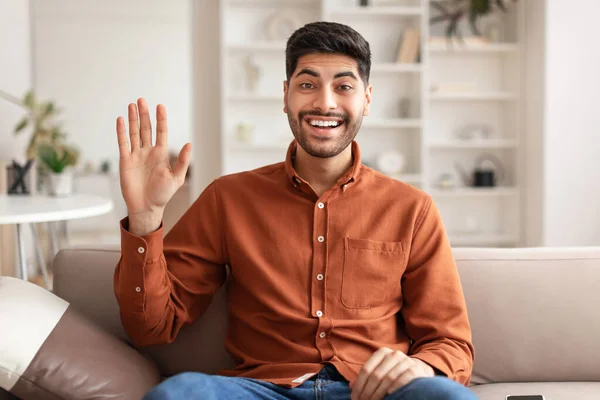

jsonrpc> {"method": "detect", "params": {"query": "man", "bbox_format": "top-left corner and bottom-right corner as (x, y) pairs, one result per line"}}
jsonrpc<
(114, 22), (477, 400)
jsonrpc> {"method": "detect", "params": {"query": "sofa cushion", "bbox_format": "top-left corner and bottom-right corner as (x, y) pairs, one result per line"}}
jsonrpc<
(454, 247), (600, 384)
(0, 276), (160, 400)
(471, 382), (600, 400)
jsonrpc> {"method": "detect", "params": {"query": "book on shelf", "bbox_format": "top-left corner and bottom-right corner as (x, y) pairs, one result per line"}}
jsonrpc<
(396, 28), (420, 63)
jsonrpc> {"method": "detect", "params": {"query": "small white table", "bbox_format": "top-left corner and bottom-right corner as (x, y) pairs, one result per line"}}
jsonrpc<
(0, 194), (114, 288)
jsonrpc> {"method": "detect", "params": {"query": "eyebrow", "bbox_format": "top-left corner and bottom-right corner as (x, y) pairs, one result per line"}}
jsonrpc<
(333, 71), (358, 80)
(295, 68), (358, 81)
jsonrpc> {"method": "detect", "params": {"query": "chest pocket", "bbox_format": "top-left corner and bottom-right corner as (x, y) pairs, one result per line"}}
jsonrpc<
(341, 237), (406, 309)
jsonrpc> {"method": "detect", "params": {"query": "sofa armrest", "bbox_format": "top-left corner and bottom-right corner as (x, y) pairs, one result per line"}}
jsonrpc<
(52, 245), (235, 377)
(0, 276), (160, 400)
(52, 245), (128, 341)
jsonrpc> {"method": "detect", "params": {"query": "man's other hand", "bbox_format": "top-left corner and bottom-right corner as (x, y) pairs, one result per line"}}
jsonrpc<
(350, 347), (435, 400)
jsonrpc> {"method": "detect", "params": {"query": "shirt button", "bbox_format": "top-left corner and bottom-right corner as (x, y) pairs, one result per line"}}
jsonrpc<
(319, 332), (326, 338)
(317, 236), (325, 243)
(316, 310), (323, 317)
(317, 274), (324, 281)
(135, 287), (141, 293)
(317, 202), (325, 209)
(137, 246), (145, 254)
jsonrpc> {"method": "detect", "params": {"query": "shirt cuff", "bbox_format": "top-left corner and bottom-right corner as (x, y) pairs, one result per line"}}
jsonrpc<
(118, 217), (165, 302)
(120, 217), (165, 262)
(410, 352), (451, 379)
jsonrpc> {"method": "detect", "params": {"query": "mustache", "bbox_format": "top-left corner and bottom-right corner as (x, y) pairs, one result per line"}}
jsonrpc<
(299, 110), (349, 123)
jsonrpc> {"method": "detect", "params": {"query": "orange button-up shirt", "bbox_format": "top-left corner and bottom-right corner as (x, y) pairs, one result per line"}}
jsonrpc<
(114, 140), (474, 387)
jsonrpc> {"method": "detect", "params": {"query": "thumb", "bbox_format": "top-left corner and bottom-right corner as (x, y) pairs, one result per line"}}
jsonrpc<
(173, 143), (192, 184)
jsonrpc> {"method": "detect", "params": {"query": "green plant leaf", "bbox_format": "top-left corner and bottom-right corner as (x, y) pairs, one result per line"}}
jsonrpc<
(37, 143), (73, 173)
(471, 0), (491, 14)
(14, 117), (28, 134)
(43, 101), (55, 116)
(38, 144), (60, 173)
(23, 90), (35, 109)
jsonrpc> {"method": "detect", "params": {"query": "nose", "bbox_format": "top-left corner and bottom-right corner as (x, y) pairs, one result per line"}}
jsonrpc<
(312, 87), (337, 113)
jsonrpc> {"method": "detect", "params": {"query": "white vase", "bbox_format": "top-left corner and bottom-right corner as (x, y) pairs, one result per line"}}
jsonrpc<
(47, 171), (73, 196)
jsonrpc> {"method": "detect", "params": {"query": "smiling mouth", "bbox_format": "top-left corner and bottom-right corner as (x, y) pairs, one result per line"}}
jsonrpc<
(304, 117), (345, 130)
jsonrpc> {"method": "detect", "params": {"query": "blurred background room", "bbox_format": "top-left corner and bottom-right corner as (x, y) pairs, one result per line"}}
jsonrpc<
(1, 0), (599, 287)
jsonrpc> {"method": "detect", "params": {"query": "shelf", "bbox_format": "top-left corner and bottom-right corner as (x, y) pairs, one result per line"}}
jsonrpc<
(228, 94), (282, 101)
(430, 92), (518, 101)
(449, 233), (519, 246)
(227, 41), (286, 52)
(430, 187), (519, 197)
(428, 139), (518, 149)
(362, 118), (422, 129)
(328, 6), (423, 17)
(371, 63), (422, 73)
(428, 43), (519, 54)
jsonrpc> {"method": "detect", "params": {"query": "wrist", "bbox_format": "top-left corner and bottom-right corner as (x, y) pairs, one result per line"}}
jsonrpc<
(412, 358), (436, 377)
(128, 209), (163, 236)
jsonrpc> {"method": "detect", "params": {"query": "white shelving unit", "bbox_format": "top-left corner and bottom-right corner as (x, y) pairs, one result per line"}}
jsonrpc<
(330, 5), (423, 16)
(426, 0), (523, 247)
(219, 0), (524, 247)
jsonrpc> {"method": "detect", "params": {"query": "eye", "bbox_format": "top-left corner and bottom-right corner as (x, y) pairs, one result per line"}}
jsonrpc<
(300, 82), (314, 89)
(338, 84), (353, 91)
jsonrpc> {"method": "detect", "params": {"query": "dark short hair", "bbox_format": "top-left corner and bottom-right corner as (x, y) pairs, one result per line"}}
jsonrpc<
(285, 21), (371, 85)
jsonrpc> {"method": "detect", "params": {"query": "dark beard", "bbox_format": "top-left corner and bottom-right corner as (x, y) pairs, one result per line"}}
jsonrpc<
(288, 109), (363, 158)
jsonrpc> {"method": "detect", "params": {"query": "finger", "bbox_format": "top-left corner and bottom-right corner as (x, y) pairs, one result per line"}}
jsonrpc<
(155, 104), (168, 147)
(116, 117), (130, 159)
(137, 97), (152, 147)
(360, 352), (406, 400)
(387, 368), (418, 396)
(372, 356), (414, 399)
(173, 143), (192, 185)
(351, 348), (393, 400)
(127, 103), (140, 150)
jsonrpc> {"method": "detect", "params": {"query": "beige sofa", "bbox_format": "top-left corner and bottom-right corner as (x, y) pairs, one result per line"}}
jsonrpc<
(2, 246), (600, 399)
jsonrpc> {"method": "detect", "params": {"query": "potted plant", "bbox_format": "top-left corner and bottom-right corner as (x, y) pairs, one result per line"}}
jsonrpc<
(430, 0), (518, 41)
(37, 141), (79, 196)
(0, 89), (67, 160)
(0, 89), (79, 194)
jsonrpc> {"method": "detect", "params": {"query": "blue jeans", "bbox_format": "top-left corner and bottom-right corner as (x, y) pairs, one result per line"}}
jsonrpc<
(143, 365), (478, 399)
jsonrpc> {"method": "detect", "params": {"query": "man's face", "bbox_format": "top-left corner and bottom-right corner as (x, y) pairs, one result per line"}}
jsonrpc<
(283, 53), (372, 158)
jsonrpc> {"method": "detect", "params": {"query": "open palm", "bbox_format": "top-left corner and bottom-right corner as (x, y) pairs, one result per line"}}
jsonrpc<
(116, 98), (191, 216)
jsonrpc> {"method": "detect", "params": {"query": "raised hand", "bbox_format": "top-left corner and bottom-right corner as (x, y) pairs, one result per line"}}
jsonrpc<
(116, 98), (191, 235)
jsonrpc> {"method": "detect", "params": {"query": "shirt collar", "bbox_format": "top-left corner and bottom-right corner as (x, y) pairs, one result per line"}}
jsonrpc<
(284, 140), (362, 188)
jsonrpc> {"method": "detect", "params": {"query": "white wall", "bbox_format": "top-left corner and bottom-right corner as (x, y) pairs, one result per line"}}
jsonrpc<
(542, 0), (600, 246)
(191, 0), (222, 199)
(28, 0), (193, 234)
(0, 0), (35, 277)
(31, 0), (192, 170)
(0, 0), (32, 162)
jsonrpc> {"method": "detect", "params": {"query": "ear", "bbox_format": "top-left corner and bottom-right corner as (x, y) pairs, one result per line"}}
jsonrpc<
(283, 80), (289, 113)
(363, 83), (373, 116)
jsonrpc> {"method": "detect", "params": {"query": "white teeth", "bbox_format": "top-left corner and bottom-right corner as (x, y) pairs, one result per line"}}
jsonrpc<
(309, 119), (341, 127)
